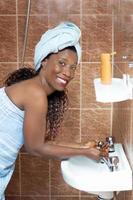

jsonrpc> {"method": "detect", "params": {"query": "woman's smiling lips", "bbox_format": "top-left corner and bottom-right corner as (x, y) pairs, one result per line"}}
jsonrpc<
(56, 77), (68, 86)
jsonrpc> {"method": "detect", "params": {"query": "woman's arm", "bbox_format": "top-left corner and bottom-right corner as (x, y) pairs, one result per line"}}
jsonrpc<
(29, 141), (101, 161)
(23, 88), (107, 161)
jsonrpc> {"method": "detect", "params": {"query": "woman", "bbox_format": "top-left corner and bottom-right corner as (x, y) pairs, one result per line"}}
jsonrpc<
(0, 22), (108, 199)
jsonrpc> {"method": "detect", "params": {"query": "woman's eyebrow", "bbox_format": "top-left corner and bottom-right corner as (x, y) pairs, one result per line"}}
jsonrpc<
(59, 58), (77, 65)
(59, 57), (67, 61)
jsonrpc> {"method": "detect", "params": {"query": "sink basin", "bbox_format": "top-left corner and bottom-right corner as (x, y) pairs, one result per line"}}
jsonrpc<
(61, 144), (132, 192)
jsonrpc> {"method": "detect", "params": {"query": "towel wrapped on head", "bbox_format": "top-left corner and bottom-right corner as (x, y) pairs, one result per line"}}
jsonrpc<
(34, 21), (81, 71)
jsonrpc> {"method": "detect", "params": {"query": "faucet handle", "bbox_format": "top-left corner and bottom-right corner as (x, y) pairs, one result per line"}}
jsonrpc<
(97, 141), (105, 148)
(106, 136), (115, 144)
(109, 156), (119, 171)
(110, 156), (119, 165)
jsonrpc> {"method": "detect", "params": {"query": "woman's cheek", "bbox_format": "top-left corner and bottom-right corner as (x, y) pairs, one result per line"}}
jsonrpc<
(55, 65), (61, 73)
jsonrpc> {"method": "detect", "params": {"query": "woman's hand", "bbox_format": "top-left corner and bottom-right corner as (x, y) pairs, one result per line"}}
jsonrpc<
(84, 146), (109, 162)
(85, 147), (101, 161)
(99, 142), (109, 158)
(82, 140), (109, 161)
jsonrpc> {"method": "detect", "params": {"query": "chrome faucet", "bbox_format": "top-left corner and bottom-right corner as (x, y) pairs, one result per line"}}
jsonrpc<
(101, 156), (119, 172)
(98, 137), (119, 171)
(97, 136), (115, 153)
(106, 136), (115, 153)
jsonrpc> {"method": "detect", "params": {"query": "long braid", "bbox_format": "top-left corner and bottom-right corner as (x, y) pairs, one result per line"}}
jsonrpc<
(46, 90), (69, 140)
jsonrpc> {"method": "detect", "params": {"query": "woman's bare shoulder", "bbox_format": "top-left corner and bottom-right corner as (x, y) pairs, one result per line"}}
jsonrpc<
(5, 78), (48, 111)
(21, 79), (48, 109)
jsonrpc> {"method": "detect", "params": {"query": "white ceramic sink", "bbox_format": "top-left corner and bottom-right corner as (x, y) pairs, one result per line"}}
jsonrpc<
(61, 144), (132, 192)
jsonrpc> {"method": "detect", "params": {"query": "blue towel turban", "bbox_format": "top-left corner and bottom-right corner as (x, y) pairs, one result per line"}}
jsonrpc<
(34, 21), (81, 71)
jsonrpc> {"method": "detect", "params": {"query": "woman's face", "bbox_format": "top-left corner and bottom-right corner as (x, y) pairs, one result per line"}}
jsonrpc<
(41, 48), (78, 92)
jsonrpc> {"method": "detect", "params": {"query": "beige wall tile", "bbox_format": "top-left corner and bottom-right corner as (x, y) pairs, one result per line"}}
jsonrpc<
(0, 63), (17, 86)
(0, 17), (17, 62)
(5, 158), (20, 195)
(0, 0), (16, 14)
(21, 154), (49, 195)
(82, 15), (112, 62)
(81, 109), (111, 142)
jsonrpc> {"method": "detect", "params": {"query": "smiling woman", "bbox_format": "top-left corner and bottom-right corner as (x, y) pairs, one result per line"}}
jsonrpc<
(0, 21), (107, 199)
(41, 47), (78, 90)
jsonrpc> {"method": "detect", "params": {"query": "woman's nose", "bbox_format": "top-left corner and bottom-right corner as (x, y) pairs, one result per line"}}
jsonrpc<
(62, 66), (72, 77)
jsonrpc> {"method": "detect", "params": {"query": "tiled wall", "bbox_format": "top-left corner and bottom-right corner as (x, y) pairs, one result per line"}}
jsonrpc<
(112, 0), (133, 200)
(0, 0), (131, 200)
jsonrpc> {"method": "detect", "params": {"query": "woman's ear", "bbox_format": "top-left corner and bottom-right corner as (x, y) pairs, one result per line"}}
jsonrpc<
(41, 59), (48, 70)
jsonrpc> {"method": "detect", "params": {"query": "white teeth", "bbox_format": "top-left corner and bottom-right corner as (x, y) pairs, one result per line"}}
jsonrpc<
(57, 77), (67, 84)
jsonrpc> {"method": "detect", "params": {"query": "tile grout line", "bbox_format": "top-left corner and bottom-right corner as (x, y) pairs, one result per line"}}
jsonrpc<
(49, 159), (52, 200)
(79, 0), (82, 146)
(0, 14), (113, 17)
(16, 0), (21, 198)
(16, 0), (19, 70)
(0, 61), (129, 64)
(110, 8), (115, 136)
(79, 0), (82, 199)
(48, 4), (51, 199)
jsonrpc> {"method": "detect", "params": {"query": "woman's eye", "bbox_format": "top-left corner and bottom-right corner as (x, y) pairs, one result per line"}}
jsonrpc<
(72, 66), (77, 70)
(71, 65), (77, 71)
(59, 61), (65, 66)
